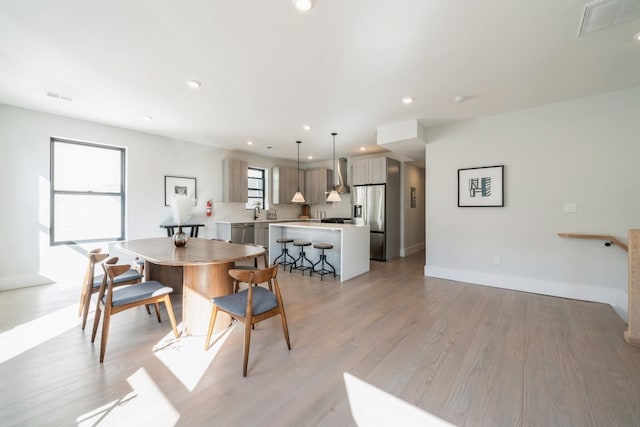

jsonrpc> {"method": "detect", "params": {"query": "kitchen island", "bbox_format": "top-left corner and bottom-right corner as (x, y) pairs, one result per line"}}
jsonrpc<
(269, 222), (370, 281)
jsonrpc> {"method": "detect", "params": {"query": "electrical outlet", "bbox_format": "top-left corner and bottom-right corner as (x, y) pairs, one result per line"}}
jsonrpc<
(564, 203), (577, 213)
(494, 256), (501, 265)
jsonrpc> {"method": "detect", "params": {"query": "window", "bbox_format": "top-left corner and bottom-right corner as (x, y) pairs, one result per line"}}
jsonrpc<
(50, 138), (125, 245)
(246, 167), (266, 209)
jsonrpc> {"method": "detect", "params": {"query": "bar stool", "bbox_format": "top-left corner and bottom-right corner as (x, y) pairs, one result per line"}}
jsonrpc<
(273, 238), (296, 271)
(291, 240), (313, 275)
(312, 243), (336, 281)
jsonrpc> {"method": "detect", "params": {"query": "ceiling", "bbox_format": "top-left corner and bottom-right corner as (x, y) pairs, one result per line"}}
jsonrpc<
(1, 0), (639, 163)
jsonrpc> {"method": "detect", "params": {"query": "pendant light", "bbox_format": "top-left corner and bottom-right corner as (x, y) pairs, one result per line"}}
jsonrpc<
(326, 132), (341, 202)
(291, 140), (305, 203)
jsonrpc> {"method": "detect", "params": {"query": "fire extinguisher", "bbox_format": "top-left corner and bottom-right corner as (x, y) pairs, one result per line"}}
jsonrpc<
(206, 200), (212, 217)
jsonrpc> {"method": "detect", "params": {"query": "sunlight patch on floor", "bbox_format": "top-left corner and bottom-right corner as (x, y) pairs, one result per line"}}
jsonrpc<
(344, 372), (455, 427)
(76, 367), (180, 426)
(0, 303), (78, 363)
(153, 325), (235, 392)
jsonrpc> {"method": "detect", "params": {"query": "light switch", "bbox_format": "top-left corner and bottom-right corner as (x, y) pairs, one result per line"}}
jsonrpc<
(564, 203), (577, 213)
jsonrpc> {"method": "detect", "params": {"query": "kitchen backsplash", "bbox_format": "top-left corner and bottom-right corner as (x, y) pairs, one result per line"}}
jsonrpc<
(214, 197), (352, 222)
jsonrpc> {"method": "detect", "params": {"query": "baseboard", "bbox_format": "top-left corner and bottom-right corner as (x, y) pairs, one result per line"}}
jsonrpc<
(401, 242), (425, 257)
(0, 274), (54, 291)
(424, 265), (628, 321)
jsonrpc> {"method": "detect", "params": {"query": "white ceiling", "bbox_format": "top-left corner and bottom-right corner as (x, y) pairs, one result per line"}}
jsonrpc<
(1, 0), (639, 163)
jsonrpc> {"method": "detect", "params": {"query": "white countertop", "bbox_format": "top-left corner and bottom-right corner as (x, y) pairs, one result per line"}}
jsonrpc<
(270, 221), (367, 230)
(215, 218), (317, 224)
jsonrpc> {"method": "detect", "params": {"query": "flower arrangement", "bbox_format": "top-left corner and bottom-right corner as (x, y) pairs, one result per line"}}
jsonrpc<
(170, 193), (194, 247)
(170, 193), (194, 225)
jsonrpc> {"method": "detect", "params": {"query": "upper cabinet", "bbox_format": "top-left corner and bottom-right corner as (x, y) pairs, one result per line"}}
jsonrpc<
(272, 166), (305, 204)
(223, 158), (248, 203)
(351, 156), (393, 185)
(304, 168), (333, 205)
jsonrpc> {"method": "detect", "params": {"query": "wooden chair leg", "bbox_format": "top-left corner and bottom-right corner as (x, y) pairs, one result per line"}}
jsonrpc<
(145, 305), (151, 315)
(204, 305), (219, 350)
(78, 288), (87, 316)
(280, 310), (291, 350)
(243, 320), (252, 377)
(154, 303), (162, 322)
(164, 296), (179, 338)
(80, 290), (93, 330)
(91, 303), (102, 343)
(99, 308), (112, 363)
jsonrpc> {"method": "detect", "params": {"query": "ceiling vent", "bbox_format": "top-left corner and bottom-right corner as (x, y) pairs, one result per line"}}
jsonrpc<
(578, 0), (640, 36)
(45, 91), (74, 102)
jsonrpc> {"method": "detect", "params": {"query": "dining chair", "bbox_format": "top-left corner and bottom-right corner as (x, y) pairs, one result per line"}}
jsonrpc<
(79, 250), (145, 330)
(204, 264), (291, 376)
(232, 244), (272, 292)
(91, 262), (179, 363)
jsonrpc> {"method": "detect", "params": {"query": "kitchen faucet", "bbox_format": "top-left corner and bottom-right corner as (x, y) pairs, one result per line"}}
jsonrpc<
(253, 205), (260, 220)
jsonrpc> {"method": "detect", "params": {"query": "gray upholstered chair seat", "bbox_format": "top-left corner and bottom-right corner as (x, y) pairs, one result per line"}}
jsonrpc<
(93, 269), (143, 289)
(103, 281), (173, 307)
(212, 286), (277, 317)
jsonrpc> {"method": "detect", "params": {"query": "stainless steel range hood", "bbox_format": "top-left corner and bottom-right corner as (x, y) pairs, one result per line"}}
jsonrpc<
(333, 157), (350, 194)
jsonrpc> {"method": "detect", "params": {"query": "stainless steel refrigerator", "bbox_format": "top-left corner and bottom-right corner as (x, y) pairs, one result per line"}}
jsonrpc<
(352, 184), (386, 261)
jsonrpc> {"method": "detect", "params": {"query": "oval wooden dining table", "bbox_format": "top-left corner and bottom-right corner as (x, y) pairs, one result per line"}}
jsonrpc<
(117, 237), (265, 336)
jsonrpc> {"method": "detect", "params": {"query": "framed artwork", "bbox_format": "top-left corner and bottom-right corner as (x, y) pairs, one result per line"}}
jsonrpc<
(164, 175), (197, 206)
(458, 165), (504, 207)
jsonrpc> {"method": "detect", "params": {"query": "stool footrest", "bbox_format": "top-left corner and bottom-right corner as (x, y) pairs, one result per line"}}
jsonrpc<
(312, 247), (336, 281)
(273, 241), (297, 271)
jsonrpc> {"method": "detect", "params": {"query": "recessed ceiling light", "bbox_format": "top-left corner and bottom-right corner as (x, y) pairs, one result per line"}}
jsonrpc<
(303, 124), (312, 131)
(634, 32), (640, 41)
(185, 80), (202, 89)
(454, 95), (468, 103)
(293, 0), (315, 11)
(360, 147), (366, 151)
(142, 115), (152, 120)
(307, 155), (313, 160)
(247, 141), (254, 145)
(402, 97), (413, 104)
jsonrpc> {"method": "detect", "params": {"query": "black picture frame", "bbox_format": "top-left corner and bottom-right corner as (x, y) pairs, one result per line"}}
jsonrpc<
(458, 165), (504, 207)
(164, 175), (197, 206)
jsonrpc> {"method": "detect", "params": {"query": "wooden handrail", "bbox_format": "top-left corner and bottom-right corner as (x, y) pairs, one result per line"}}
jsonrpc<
(559, 230), (640, 346)
(558, 233), (628, 252)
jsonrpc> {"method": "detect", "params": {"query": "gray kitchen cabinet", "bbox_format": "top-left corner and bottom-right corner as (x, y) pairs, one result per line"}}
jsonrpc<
(367, 157), (387, 184)
(223, 158), (248, 203)
(272, 166), (305, 204)
(351, 156), (395, 185)
(350, 158), (369, 186)
(304, 168), (333, 204)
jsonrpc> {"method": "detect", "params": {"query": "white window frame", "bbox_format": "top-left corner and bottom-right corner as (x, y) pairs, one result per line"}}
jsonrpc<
(50, 137), (126, 245)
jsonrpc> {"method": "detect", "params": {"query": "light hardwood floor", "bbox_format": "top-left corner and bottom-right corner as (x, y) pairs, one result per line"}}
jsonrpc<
(1, 251), (639, 426)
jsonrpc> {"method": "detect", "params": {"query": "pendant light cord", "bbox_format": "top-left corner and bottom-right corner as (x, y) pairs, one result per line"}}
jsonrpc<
(332, 132), (337, 191)
(296, 140), (301, 191)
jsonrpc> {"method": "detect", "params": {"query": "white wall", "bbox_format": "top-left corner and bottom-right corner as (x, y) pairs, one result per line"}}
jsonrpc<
(0, 104), (306, 290)
(425, 87), (640, 317)
(403, 163), (425, 256)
